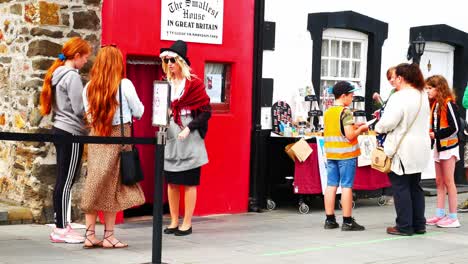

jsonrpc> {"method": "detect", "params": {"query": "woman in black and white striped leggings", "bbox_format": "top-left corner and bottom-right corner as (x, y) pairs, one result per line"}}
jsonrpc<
(52, 127), (84, 233)
(40, 37), (91, 243)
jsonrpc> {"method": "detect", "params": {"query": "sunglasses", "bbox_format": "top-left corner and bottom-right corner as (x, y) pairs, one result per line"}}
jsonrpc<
(101, 43), (117, 48)
(163, 57), (176, 64)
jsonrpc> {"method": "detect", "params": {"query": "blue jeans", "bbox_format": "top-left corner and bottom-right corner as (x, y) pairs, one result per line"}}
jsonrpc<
(326, 158), (357, 188)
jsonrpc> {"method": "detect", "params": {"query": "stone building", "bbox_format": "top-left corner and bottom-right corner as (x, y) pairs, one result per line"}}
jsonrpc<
(0, 0), (102, 223)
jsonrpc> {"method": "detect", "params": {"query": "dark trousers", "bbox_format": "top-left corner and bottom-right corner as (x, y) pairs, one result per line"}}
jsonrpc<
(388, 171), (426, 233)
(52, 127), (84, 228)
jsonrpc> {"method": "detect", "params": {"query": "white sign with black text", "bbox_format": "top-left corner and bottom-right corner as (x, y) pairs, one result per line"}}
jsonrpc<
(152, 81), (171, 127)
(161, 0), (224, 44)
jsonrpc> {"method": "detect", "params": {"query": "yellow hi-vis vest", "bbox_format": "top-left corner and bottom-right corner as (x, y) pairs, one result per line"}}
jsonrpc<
(324, 106), (360, 160)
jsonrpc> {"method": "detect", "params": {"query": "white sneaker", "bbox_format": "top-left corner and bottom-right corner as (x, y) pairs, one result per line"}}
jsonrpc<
(50, 225), (85, 243)
(436, 217), (461, 228)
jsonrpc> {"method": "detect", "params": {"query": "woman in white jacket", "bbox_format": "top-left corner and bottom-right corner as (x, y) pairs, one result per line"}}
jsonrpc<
(375, 63), (431, 236)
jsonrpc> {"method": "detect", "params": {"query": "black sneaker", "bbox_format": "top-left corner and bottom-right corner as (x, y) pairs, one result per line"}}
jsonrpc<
(341, 218), (365, 231)
(324, 219), (339, 229)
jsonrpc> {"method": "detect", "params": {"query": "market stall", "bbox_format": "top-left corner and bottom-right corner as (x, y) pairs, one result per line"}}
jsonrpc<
(264, 86), (391, 213)
(266, 135), (391, 213)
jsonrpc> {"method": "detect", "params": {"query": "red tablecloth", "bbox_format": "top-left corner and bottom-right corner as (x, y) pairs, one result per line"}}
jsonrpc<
(353, 165), (391, 190)
(293, 144), (322, 194)
(293, 143), (391, 194)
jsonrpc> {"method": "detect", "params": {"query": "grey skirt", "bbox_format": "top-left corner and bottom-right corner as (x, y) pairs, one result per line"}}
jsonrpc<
(164, 115), (208, 172)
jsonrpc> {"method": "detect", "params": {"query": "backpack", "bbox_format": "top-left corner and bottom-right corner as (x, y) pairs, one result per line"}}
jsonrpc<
(448, 103), (467, 142)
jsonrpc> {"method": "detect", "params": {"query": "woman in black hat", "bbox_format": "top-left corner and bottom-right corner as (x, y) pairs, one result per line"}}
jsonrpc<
(159, 40), (211, 236)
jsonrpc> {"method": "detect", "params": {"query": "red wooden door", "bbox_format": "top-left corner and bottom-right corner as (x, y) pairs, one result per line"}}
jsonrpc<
(126, 62), (165, 204)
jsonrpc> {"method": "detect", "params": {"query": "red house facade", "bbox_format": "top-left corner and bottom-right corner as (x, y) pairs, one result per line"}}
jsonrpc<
(101, 0), (255, 215)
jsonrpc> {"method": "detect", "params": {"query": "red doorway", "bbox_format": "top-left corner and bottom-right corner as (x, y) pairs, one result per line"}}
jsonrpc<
(126, 59), (165, 205)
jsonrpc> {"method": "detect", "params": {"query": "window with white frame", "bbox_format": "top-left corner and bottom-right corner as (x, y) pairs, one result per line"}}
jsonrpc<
(204, 62), (232, 112)
(320, 29), (368, 105)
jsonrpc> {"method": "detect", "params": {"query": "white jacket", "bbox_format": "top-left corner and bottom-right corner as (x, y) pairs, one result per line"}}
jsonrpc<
(375, 88), (431, 175)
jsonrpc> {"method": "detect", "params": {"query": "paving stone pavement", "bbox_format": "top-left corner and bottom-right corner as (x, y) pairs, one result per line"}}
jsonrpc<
(1, 193), (468, 264)
(0, 199), (33, 225)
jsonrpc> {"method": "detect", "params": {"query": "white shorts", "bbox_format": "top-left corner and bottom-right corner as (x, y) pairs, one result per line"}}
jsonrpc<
(433, 146), (460, 162)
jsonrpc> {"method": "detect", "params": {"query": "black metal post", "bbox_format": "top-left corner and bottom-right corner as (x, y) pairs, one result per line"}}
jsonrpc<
(248, 0), (265, 212)
(413, 47), (422, 65)
(151, 128), (166, 264)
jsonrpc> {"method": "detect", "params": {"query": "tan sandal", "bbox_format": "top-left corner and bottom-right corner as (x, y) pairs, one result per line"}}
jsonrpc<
(102, 230), (128, 249)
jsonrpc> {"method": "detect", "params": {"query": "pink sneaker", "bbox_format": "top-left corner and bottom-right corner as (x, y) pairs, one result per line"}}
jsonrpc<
(66, 225), (85, 239)
(50, 225), (85, 244)
(426, 216), (445, 226)
(436, 217), (461, 228)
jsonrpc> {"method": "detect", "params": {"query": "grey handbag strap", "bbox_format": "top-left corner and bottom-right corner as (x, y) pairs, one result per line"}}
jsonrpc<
(391, 92), (422, 157)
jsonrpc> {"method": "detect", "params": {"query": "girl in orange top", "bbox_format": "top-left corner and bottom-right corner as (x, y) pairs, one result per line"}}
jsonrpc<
(426, 75), (461, 228)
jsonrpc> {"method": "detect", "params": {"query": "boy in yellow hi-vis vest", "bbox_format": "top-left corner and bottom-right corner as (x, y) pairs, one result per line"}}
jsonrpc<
(323, 81), (369, 231)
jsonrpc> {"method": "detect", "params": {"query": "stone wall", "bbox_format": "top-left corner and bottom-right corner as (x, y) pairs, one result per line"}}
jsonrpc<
(0, 0), (102, 223)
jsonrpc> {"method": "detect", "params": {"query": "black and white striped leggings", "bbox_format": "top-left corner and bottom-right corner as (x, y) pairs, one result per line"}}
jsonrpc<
(52, 127), (84, 229)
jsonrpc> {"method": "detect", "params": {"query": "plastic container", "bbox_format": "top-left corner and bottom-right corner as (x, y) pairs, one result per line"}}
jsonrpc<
(298, 121), (306, 136)
(354, 110), (367, 124)
(284, 124), (292, 137)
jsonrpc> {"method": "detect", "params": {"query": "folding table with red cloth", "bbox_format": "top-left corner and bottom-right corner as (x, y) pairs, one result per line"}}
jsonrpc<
(267, 137), (391, 213)
(292, 142), (391, 213)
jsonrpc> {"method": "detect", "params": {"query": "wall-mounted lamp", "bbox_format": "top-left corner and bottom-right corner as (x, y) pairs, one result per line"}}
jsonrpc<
(407, 33), (426, 65)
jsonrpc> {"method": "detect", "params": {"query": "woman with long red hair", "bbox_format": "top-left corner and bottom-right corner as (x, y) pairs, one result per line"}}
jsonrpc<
(41, 37), (91, 244)
(426, 75), (461, 228)
(81, 45), (145, 248)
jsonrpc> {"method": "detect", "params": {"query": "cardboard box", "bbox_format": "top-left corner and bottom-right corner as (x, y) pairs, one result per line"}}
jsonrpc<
(284, 138), (313, 162)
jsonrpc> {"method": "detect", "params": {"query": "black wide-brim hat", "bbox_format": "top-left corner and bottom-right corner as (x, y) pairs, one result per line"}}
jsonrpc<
(160, 40), (191, 66)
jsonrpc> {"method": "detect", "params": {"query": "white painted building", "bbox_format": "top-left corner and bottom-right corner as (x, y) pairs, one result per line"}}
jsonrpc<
(263, 0), (467, 104)
(260, 0), (468, 181)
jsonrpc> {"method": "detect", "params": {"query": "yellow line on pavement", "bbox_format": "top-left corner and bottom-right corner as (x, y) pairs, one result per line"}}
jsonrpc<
(262, 231), (444, 256)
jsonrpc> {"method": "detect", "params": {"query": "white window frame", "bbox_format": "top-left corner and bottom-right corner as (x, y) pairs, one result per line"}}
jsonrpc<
(320, 28), (368, 95)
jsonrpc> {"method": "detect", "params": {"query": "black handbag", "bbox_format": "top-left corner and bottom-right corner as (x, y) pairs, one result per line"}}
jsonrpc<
(118, 83), (144, 186)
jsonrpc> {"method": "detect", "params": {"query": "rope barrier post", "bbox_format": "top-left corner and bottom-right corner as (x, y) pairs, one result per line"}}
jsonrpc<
(149, 79), (171, 264)
(152, 127), (167, 264)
